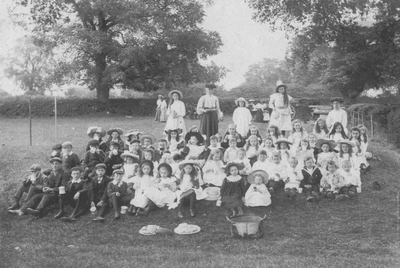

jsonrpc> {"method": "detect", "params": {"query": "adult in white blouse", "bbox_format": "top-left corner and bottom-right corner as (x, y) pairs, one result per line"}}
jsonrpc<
(326, 97), (347, 131)
(164, 90), (187, 135)
(196, 84), (222, 143)
(269, 81), (293, 136)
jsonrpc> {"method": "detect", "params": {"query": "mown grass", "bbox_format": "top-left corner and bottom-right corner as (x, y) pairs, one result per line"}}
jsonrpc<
(0, 115), (399, 268)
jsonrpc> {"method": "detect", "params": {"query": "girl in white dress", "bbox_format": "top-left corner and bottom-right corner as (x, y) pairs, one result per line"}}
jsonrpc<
(266, 151), (288, 194)
(349, 127), (370, 173)
(233, 149), (252, 177)
(337, 140), (360, 176)
(202, 148), (225, 187)
(313, 118), (329, 140)
(261, 137), (275, 160)
(328, 122), (348, 142)
(130, 161), (158, 215)
(284, 157), (304, 200)
(121, 153), (139, 184)
(165, 90), (187, 134)
(245, 125), (263, 145)
(245, 135), (260, 165)
(144, 163), (177, 210)
(274, 138), (292, 165)
(181, 132), (205, 160)
(245, 170), (271, 207)
(266, 124), (282, 146)
(166, 129), (185, 155)
(316, 139), (338, 176)
(288, 119), (308, 154)
(232, 97), (252, 137)
(175, 160), (207, 218)
(294, 139), (315, 167)
(269, 82), (293, 135)
(142, 148), (159, 171)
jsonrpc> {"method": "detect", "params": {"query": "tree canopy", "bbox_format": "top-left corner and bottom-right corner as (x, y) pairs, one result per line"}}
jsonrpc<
(247, 0), (400, 99)
(18, 0), (225, 101)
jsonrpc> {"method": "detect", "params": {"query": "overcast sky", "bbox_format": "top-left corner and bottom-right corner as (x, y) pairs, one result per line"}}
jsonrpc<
(0, 0), (289, 94)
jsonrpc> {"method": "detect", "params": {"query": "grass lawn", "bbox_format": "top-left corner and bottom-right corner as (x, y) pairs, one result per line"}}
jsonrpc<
(0, 115), (399, 268)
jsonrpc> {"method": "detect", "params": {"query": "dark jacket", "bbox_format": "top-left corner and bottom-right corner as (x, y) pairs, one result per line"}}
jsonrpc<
(43, 168), (70, 193)
(107, 181), (129, 198)
(104, 151), (124, 176)
(22, 173), (46, 189)
(61, 153), (81, 173)
(89, 175), (112, 203)
(66, 179), (88, 196)
(220, 132), (245, 149)
(300, 166), (323, 187)
(83, 150), (106, 170)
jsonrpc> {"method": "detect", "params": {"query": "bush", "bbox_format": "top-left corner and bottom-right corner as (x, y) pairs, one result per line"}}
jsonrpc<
(0, 96), (240, 117)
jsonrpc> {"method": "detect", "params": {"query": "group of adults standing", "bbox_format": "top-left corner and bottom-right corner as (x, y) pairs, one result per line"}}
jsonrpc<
(154, 82), (348, 142)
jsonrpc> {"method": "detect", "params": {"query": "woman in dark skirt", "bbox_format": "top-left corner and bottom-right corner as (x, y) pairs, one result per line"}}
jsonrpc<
(196, 84), (221, 143)
(220, 162), (246, 218)
(254, 101), (264, 123)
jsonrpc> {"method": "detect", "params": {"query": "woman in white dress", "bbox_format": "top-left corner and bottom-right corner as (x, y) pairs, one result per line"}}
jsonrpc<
(269, 81), (293, 136)
(232, 97), (252, 137)
(165, 90), (187, 135)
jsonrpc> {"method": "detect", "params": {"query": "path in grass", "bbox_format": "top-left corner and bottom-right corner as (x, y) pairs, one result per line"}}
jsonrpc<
(0, 116), (399, 267)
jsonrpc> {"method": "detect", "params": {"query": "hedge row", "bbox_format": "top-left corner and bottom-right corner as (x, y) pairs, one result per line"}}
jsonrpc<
(0, 97), (240, 117)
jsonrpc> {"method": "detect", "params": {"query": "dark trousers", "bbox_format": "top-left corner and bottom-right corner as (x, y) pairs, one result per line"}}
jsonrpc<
(109, 194), (132, 210)
(20, 193), (57, 213)
(302, 185), (320, 196)
(267, 180), (285, 190)
(14, 185), (42, 203)
(178, 192), (196, 212)
(341, 185), (357, 195)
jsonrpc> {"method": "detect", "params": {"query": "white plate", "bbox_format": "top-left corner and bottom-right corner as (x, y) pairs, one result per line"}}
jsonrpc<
(174, 224), (201, 235)
(204, 187), (220, 201)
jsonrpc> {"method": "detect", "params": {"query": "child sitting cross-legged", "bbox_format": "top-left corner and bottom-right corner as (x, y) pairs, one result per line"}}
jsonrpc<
(175, 160), (207, 218)
(220, 162), (246, 218)
(339, 160), (362, 198)
(300, 156), (323, 202)
(320, 161), (346, 201)
(284, 157), (303, 200)
(244, 170), (271, 207)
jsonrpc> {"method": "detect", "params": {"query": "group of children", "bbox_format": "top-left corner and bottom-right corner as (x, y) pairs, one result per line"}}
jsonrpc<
(7, 117), (371, 220)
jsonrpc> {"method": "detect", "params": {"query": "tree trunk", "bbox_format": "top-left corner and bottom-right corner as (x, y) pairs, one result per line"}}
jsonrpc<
(97, 85), (110, 102)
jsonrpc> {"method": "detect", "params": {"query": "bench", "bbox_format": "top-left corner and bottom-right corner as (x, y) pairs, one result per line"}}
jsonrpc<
(309, 105), (346, 120)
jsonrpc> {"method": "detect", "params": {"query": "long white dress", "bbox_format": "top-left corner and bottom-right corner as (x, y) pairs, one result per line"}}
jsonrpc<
(130, 175), (158, 208)
(232, 107), (252, 137)
(144, 177), (177, 208)
(245, 184), (271, 207)
(269, 93), (293, 131)
(202, 160), (225, 187)
(165, 100), (187, 134)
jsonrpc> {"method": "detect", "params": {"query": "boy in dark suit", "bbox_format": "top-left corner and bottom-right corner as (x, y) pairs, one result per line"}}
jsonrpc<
(83, 139), (106, 181)
(90, 164), (112, 222)
(107, 169), (133, 219)
(61, 141), (81, 173)
(57, 167), (88, 221)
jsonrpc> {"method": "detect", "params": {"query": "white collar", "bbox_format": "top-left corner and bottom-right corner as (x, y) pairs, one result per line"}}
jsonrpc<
(71, 178), (81, 184)
(226, 175), (242, 182)
(112, 180), (123, 186)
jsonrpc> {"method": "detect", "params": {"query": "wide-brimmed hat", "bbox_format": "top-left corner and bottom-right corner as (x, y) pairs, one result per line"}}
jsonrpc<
(247, 170), (269, 184)
(275, 138), (292, 146)
(168, 90), (183, 99)
(28, 164), (41, 172)
(107, 128), (124, 136)
(275, 81), (288, 92)
(235, 97), (248, 106)
(130, 139), (141, 144)
(95, 163), (107, 170)
(140, 160), (154, 170)
(61, 141), (73, 148)
(165, 128), (183, 135)
(158, 163), (172, 175)
(316, 139), (336, 149)
(140, 134), (156, 145)
(337, 140), (355, 147)
(178, 160), (200, 170)
(49, 157), (62, 164)
(225, 162), (240, 175)
(185, 132), (204, 144)
(121, 152), (139, 161)
(330, 97), (344, 103)
(124, 129), (143, 137)
(87, 126), (106, 139)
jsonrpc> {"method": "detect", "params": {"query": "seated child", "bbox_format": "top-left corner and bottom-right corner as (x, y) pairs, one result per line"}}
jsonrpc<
(300, 156), (323, 202)
(337, 140), (360, 175)
(130, 160), (158, 215)
(198, 135), (222, 161)
(328, 122), (348, 142)
(140, 134), (156, 150)
(316, 139), (338, 176)
(154, 138), (169, 162)
(245, 135), (260, 165)
(252, 150), (269, 173)
(104, 141), (124, 176)
(202, 148), (225, 187)
(349, 127), (370, 173)
(223, 138), (240, 163)
(123, 129), (143, 151)
(90, 164), (112, 222)
(313, 118), (329, 140)
(284, 157), (303, 200)
(83, 139), (106, 181)
(266, 124), (282, 145)
(294, 138), (315, 168)
(8, 164), (45, 211)
(121, 153), (139, 183)
(339, 160), (362, 197)
(234, 148), (252, 178)
(181, 132), (205, 160)
(57, 167), (88, 221)
(288, 119), (308, 153)
(220, 162), (246, 217)
(244, 170), (271, 207)
(261, 137), (275, 158)
(143, 163), (177, 213)
(107, 169), (133, 219)
(86, 126), (108, 152)
(266, 151), (288, 194)
(51, 143), (62, 158)
(105, 128), (125, 152)
(176, 160), (206, 218)
(221, 124), (245, 149)
(128, 139), (142, 162)
(165, 128), (185, 155)
(245, 125), (263, 145)
(275, 138), (292, 165)
(60, 141), (81, 173)
(142, 148), (159, 171)
(308, 133), (319, 160)
(320, 161), (346, 200)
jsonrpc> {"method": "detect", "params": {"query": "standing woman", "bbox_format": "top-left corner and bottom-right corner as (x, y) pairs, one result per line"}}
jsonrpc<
(269, 81), (293, 137)
(232, 97), (252, 137)
(159, 97), (168, 123)
(164, 90), (187, 135)
(155, 95), (163, 122)
(196, 84), (222, 143)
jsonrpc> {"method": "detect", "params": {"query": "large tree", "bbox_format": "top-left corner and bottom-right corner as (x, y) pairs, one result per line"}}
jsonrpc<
(18, 0), (224, 101)
(247, 0), (400, 99)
